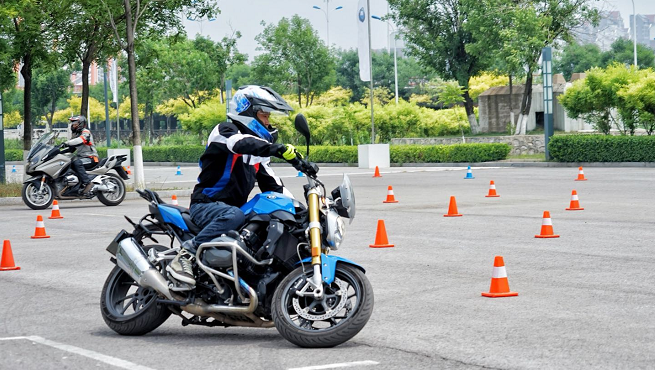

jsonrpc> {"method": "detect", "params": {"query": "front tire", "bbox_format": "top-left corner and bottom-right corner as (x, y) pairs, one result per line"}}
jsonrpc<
(272, 264), (374, 348)
(21, 182), (54, 210)
(100, 263), (171, 336)
(97, 173), (126, 206)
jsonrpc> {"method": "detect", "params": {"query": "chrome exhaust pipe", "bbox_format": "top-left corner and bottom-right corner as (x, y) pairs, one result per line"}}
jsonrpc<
(181, 279), (259, 315)
(115, 238), (174, 300)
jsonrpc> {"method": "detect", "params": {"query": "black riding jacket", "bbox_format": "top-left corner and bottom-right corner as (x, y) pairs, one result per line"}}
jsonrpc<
(190, 121), (288, 207)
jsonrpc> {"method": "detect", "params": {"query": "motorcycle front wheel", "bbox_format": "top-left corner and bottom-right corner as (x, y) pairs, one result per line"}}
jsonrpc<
(97, 173), (126, 206)
(272, 264), (374, 348)
(21, 182), (54, 210)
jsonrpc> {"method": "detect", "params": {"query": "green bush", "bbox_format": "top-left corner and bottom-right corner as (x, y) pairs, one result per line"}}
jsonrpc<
(93, 143), (510, 164)
(4, 149), (22, 161)
(549, 135), (655, 162)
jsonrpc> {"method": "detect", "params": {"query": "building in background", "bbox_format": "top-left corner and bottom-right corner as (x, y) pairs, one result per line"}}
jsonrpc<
(630, 14), (655, 50)
(574, 11), (628, 51)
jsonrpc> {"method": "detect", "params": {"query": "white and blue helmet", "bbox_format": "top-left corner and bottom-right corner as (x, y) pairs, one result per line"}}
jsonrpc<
(228, 85), (293, 143)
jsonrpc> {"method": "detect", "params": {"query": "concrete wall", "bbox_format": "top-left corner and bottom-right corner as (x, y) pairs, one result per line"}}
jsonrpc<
(391, 135), (546, 155)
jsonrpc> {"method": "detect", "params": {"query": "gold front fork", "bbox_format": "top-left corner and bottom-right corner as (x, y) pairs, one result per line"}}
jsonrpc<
(307, 191), (322, 265)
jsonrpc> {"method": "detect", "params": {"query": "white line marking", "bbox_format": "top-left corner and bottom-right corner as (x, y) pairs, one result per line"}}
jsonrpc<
(0, 336), (156, 370)
(288, 360), (379, 370)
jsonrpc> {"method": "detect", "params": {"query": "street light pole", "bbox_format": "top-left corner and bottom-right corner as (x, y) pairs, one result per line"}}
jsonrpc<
(631, 0), (638, 68)
(372, 15), (399, 104)
(313, 1), (343, 46)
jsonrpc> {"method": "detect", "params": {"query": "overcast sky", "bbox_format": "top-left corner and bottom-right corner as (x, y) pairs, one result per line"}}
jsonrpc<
(182, 0), (655, 62)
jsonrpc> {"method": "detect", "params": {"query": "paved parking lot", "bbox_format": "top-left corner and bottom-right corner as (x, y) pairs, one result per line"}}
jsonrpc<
(1, 165), (654, 369)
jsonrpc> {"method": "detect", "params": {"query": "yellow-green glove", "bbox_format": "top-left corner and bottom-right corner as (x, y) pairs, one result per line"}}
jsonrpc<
(281, 144), (302, 160)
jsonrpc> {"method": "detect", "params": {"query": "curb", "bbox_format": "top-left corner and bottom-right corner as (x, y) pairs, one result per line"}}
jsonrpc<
(0, 189), (193, 207)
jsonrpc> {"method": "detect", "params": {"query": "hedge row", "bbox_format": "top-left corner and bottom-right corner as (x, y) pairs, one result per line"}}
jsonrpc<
(10, 143), (510, 164)
(548, 135), (655, 162)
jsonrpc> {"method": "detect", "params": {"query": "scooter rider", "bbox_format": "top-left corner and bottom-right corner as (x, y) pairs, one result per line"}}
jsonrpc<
(61, 116), (99, 194)
(168, 85), (313, 287)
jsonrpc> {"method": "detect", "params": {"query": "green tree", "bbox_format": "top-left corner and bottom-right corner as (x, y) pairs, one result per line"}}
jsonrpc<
(617, 72), (655, 134)
(225, 64), (253, 88)
(58, 0), (121, 119)
(101, 0), (217, 188)
(388, 0), (486, 133)
(601, 38), (655, 70)
(193, 33), (246, 103)
(253, 15), (335, 107)
(31, 67), (71, 129)
(436, 80), (467, 142)
(554, 42), (603, 81)
(0, 0), (67, 150)
(559, 64), (642, 134)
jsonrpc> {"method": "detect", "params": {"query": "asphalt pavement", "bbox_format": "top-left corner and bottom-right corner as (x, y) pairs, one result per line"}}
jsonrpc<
(1, 165), (654, 370)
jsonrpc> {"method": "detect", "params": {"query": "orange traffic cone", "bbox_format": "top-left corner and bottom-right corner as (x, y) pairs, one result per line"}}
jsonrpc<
(373, 166), (381, 178)
(171, 195), (179, 206)
(481, 256), (518, 297)
(369, 220), (394, 248)
(382, 186), (399, 203)
(0, 240), (20, 271)
(575, 166), (587, 181)
(485, 180), (500, 197)
(535, 211), (559, 238)
(565, 190), (584, 211)
(126, 166), (132, 175)
(31, 215), (50, 239)
(48, 200), (64, 219)
(444, 196), (462, 217)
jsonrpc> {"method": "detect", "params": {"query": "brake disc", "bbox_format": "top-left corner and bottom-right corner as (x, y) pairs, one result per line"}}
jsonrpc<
(292, 277), (349, 321)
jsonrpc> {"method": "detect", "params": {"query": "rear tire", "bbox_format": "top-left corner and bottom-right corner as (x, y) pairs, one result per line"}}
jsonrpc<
(100, 257), (171, 336)
(97, 173), (126, 206)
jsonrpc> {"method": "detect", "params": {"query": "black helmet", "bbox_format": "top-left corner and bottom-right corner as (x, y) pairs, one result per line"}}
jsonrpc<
(69, 116), (87, 135)
(227, 86), (293, 143)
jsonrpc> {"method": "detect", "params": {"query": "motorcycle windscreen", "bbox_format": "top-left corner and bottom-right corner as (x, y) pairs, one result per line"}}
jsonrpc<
(240, 191), (296, 216)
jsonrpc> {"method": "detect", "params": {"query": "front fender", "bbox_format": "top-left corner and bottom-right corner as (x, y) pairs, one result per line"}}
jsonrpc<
(23, 175), (45, 185)
(299, 254), (365, 284)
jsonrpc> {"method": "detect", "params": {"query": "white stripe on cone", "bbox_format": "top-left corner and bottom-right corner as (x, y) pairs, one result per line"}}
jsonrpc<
(490, 184), (496, 189)
(52, 204), (59, 210)
(572, 194), (579, 200)
(388, 190), (394, 195)
(492, 266), (508, 278)
(542, 218), (553, 226)
(36, 221), (45, 228)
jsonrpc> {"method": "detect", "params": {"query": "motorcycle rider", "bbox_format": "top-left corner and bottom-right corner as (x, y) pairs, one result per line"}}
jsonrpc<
(168, 85), (312, 287)
(62, 116), (99, 194)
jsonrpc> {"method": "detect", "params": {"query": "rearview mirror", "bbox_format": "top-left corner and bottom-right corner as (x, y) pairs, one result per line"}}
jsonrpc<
(294, 114), (310, 157)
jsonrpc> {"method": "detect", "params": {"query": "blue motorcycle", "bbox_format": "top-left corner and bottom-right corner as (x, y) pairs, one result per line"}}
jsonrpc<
(101, 115), (374, 347)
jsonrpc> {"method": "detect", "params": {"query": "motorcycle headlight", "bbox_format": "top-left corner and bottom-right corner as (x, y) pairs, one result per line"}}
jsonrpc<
(325, 209), (346, 250)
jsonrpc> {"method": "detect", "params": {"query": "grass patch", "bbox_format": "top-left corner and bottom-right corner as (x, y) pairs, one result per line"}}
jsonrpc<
(0, 182), (22, 197)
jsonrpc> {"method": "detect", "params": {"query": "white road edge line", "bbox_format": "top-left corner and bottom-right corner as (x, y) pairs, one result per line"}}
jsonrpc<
(288, 360), (379, 370)
(0, 336), (156, 370)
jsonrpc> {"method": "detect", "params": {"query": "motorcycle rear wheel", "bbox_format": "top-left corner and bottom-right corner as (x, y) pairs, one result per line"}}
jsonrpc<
(272, 264), (374, 348)
(100, 246), (171, 336)
(21, 182), (54, 210)
(97, 173), (126, 206)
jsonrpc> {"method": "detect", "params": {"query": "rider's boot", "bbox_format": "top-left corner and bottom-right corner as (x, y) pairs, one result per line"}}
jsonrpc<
(78, 182), (89, 195)
(167, 248), (196, 286)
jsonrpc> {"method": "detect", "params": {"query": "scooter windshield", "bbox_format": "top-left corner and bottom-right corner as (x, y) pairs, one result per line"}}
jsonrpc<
(27, 132), (57, 162)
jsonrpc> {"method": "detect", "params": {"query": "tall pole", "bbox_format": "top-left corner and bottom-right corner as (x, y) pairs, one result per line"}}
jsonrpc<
(632, 0), (638, 68)
(0, 92), (5, 184)
(367, 0), (374, 143)
(326, 0), (330, 46)
(393, 34), (398, 104)
(103, 67), (111, 147)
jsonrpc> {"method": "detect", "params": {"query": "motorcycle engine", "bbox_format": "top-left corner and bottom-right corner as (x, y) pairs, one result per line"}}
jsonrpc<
(65, 174), (79, 185)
